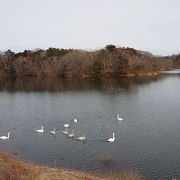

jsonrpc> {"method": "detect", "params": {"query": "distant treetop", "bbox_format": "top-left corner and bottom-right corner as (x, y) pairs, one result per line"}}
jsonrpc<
(105, 44), (116, 52)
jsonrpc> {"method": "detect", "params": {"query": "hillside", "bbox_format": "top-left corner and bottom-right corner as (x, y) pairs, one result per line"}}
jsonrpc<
(0, 45), (176, 78)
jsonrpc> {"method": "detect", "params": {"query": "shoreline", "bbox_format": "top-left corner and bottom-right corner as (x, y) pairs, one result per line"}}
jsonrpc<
(0, 71), (159, 79)
(0, 152), (142, 180)
(0, 46), (177, 80)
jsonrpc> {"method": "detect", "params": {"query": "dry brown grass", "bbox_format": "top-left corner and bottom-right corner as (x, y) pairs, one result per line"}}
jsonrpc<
(0, 153), (143, 180)
(0, 153), (38, 180)
(101, 169), (143, 180)
(0, 153), (98, 180)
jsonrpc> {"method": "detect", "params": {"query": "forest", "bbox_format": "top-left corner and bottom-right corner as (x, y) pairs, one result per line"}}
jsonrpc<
(0, 45), (179, 78)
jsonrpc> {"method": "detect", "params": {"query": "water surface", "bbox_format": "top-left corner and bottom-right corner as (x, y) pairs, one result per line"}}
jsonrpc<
(0, 72), (180, 179)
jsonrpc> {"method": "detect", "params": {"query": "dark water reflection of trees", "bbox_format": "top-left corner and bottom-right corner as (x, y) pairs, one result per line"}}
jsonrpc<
(0, 75), (171, 93)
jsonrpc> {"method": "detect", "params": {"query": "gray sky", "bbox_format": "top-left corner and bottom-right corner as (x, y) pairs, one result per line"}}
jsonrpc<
(0, 0), (180, 55)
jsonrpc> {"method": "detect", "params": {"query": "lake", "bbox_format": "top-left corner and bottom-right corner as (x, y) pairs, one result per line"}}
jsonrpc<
(0, 71), (180, 179)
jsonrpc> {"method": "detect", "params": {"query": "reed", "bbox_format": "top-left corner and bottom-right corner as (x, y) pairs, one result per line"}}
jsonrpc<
(0, 153), (38, 179)
(0, 152), (143, 180)
(102, 169), (143, 180)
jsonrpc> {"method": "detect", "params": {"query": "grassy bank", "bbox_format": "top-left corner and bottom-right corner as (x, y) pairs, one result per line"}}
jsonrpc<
(0, 153), (142, 180)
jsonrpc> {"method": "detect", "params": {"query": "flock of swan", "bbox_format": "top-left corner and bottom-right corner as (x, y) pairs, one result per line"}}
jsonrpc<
(35, 118), (87, 141)
(36, 115), (123, 143)
(0, 115), (123, 142)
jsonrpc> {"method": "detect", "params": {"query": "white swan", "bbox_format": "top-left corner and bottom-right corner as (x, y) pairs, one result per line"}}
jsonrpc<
(62, 128), (68, 135)
(73, 118), (78, 123)
(68, 130), (74, 138)
(49, 129), (56, 135)
(76, 134), (86, 141)
(0, 132), (10, 140)
(63, 124), (70, 128)
(117, 114), (123, 121)
(36, 126), (44, 133)
(107, 133), (115, 142)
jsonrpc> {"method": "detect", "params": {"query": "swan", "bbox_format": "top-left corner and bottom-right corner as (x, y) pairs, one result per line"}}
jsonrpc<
(62, 128), (68, 135)
(117, 114), (123, 121)
(49, 129), (56, 135)
(68, 130), (74, 138)
(73, 118), (78, 123)
(36, 126), (44, 133)
(63, 124), (70, 128)
(0, 132), (10, 140)
(76, 134), (86, 141)
(107, 133), (115, 142)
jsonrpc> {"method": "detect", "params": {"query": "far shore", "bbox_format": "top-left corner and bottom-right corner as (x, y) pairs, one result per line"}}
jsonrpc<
(0, 46), (177, 79)
(0, 71), (160, 79)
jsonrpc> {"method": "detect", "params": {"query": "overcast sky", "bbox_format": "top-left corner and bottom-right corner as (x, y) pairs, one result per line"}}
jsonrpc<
(0, 0), (180, 55)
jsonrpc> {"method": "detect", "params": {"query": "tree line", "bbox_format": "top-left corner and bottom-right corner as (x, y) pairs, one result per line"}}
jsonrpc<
(0, 45), (178, 78)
